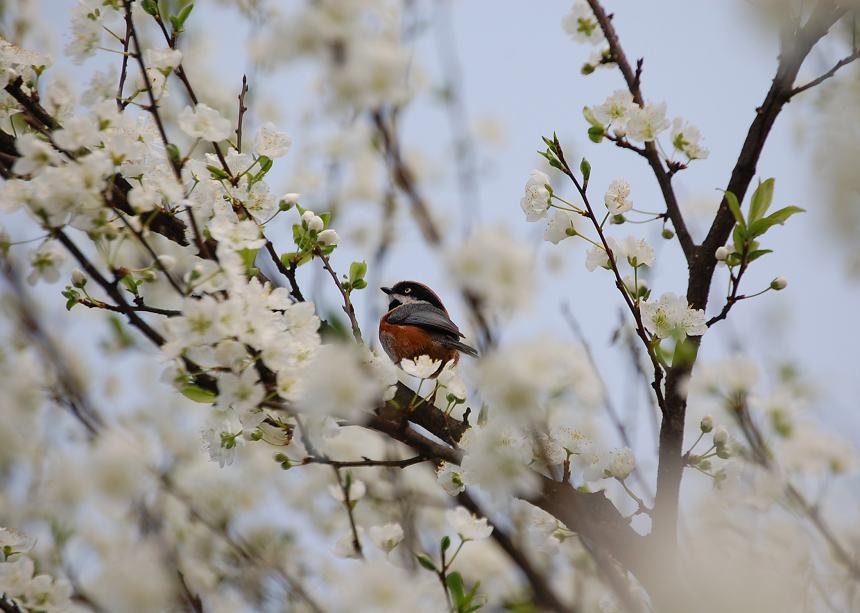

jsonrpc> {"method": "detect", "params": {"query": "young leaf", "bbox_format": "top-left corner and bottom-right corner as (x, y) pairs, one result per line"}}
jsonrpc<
(748, 206), (805, 237)
(725, 190), (745, 229)
(446, 572), (466, 606)
(349, 261), (368, 284)
(415, 553), (437, 572)
(748, 178), (775, 223)
(580, 157), (591, 182)
(587, 126), (605, 143)
(747, 248), (773, 263)
(181, 385), (217, 404)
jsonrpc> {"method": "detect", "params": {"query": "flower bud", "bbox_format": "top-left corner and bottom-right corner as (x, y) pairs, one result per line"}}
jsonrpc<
(770, 277), (787, 290)
(302, 210), (324, 232)
(279, 192), (300, 211)
(700, 415), (714, 433)
(71, 268), (87, 288)
(318, 229), (339, 246)
(713, 425), (729, 446)
(715, 246), (729, 261)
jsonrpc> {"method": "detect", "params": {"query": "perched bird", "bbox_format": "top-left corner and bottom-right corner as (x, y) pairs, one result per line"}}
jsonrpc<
(379, 281), (478, 375)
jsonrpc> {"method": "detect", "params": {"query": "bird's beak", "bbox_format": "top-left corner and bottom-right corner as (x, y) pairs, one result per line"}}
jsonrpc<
(380, 286), (393, 295)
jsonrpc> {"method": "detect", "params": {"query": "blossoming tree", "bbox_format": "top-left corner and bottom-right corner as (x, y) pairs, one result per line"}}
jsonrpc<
(0, 1), (858, 611)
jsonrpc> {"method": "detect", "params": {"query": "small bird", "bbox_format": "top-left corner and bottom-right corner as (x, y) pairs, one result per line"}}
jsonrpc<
(379, 281), (478, 375)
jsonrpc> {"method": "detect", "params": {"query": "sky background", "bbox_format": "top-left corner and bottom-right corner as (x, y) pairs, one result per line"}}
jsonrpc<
(26, 0), (860, 475)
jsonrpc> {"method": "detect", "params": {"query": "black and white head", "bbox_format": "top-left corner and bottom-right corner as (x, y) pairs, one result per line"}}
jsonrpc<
(381, 281), (446, 311)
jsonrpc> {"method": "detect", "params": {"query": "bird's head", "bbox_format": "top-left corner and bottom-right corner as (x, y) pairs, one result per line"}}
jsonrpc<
(381, 281), (446, 311)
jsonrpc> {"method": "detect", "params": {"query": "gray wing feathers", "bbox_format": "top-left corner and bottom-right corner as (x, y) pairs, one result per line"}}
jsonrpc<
(387, 304), (464, 338)
(439, 337), (479, 358)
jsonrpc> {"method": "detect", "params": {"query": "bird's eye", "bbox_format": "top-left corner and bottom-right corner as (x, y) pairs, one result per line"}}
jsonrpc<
(404, 287), (411, 294)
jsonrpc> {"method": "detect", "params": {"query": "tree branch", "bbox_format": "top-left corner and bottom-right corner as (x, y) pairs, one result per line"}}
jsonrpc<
(584, 0), (695, 262)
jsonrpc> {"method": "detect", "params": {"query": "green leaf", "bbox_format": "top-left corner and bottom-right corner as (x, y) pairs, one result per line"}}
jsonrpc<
(351, 279), (367, 290)
(63, 288), (80, 311)
(440, 535), (451, 552)
(166, 143), (181, 164)
(446, 571), (466, 605)
(579, 157), (591, 182)
(176, 2), (194, 27)
(181, 385), (217, 404)
(238, 248), (259, 270)
(349, 261), (367, 284)
(206, 164), (229, 180)
(748, 178), (775, 223)
(141, 0), (158, 15)
(748, 206), (805, 237)
(725, 190), (745, 229)
(319, 212), (332, 227)
(415, 553), (437, 572)
(747, 248), (773, 263)
(587, 125), (604, 143)
(732, 224), (745, 256)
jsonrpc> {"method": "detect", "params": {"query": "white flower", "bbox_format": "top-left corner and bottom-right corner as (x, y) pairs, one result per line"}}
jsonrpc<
(604, 179), (633, 215)
(436, 462), (466, 496)
(447, 226), (534, 314)
(292, 344), (385, 421)
(254, 122), (292, 158)
(178, 103), (232, 141)
(0, 556), (34, 596)
(329, 478), (366, 502)
(627, 102), (669, 142)
(543, 208), (580, 244)
(400, 355), (442, 379)
(216, 368), (264, 413)
(334, 529), (364, 559)
(0, 527), (34, 554)
(671, 118), (709, 160)
(202, 420), (241, 467)
(318, 228), (339, 245)
(520, 169), (552, 222)
(301, 210), (324, 232)
(13, 133), (61, 176)
(640, 292), (707, 339)
(593, 90), (635, 128)
(585, 243), (611, 272)
(369, 523), (404, 553)
(208, 214), (266, 250)
(561, 2), (604, 45)
(606, 447), (636, 480)
(144, 48), (182, 71)
(28, 241), (66, 285)
(621, 236), (655, 267)
(24, 574), (72, 612)
(713, 425), (730, 446)
(446, 506), (493, 540)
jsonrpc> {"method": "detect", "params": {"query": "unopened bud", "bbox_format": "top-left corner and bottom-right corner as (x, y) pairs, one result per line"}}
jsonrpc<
(279, 192), (300, 211)
(715, 246), (729, 261)
(700, 415), (714, 433)
(71, 268), (87, 288)
(713, 425), (729, 446)
(770, 277), (787, 290)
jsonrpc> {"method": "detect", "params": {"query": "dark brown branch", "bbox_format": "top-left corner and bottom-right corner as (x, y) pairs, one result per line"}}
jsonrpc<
(302, 454), (429, 468)
(654, 2), (847, 551)
(316, 249), (363, 342)
(585, 0), (695, 262)
(78, 297), (180, 317)
(236, 75), (249, 152)
(116, 9), (132, 111)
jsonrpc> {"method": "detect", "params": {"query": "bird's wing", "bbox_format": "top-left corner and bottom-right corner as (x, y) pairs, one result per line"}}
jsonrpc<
(387, 304), (464, 338)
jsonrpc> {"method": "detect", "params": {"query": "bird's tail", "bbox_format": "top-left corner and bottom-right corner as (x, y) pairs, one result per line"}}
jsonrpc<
(443, 338), (479, 358)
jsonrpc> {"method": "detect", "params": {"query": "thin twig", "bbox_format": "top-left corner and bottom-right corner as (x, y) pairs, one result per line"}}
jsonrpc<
(316, 249), (363, 342)
(236, 75), (249, 152)
(789, 48), (860, 98)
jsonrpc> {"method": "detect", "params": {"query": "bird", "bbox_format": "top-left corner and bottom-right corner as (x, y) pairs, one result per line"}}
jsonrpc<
(379, 281), (478, 375)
